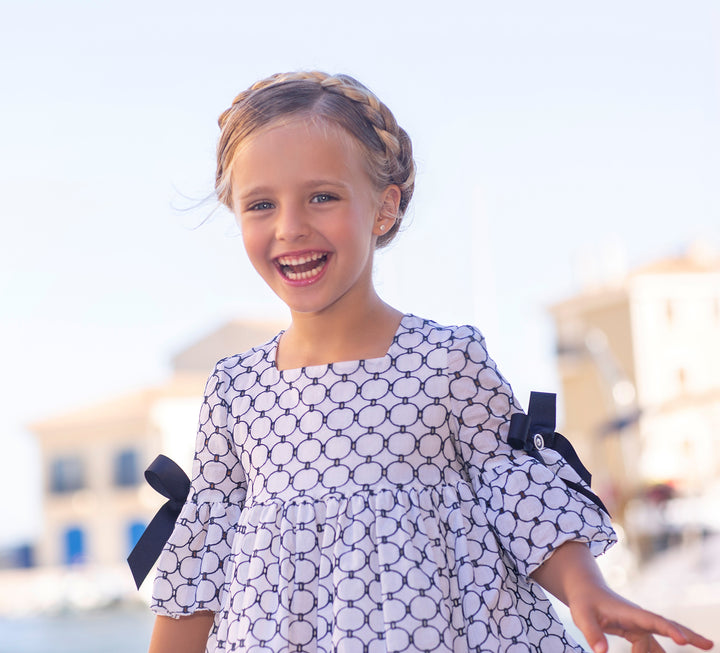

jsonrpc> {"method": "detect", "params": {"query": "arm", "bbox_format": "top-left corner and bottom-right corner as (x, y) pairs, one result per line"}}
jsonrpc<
(148, 612), (214, 653)
(149, 362), (246, 631)
(530, 541), (714, 653)
(448, 327), (616, 578)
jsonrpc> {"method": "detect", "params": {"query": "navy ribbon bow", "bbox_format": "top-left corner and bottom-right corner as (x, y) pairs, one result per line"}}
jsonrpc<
(127, 454), (191, 589)
(508, 392), (609, 515)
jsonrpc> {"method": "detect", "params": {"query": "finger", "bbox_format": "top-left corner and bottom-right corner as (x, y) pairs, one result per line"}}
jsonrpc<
(604, 610), (713, 651)
(648, 635), (665, 653)
(610, 608), (686, 645)
(648, 634), (666, 653)
(630, 635), (652, 653)
(630, 634), (665, 653)
(592, 615), (664, 648)
(672, 622), (714, 651)
(641, 615), (714, 648)
(571, 607), (608, 653)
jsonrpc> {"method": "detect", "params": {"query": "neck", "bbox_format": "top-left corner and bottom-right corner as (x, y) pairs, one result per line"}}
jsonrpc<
(277, 293), (403, 370)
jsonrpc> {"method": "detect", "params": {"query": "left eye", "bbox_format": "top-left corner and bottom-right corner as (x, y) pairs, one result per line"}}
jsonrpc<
(310, 193), (336, 203)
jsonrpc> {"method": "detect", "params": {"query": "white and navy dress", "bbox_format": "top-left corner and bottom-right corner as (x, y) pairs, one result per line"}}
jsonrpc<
(151, 314), (616, 652)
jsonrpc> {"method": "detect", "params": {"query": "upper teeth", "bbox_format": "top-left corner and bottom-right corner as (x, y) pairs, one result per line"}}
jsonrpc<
(277, 252), (325, 266)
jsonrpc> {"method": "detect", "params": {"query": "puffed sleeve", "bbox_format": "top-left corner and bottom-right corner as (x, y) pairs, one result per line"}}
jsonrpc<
(448, 325), (616, 579)
(151, 360), (247, 617)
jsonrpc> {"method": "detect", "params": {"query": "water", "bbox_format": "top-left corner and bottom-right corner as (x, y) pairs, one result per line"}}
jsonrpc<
(0, 604), (154, 653)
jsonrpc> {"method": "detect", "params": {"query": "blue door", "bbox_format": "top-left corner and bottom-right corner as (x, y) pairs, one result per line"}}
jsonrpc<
(64, 527), (85, 565)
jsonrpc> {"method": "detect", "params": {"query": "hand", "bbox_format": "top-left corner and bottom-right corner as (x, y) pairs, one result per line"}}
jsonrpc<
(530, 542), (714, 653)
(568, 584), (714, 653)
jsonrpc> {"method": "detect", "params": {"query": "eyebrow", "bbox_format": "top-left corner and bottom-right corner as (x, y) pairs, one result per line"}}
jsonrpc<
(239, 179), (349, 201)
(302, 179), (349, 189)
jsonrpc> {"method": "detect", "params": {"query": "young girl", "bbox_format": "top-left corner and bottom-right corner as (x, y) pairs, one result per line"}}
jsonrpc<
(146, 72), (713, 653)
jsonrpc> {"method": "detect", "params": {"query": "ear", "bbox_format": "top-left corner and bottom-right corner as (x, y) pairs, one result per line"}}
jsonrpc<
(372, 185), (401, 236)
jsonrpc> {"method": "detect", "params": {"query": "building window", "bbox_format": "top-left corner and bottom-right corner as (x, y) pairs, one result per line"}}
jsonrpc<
(64, 526), (86, 565)
(50, 456), (85, 494)
(114, 449), (140, 487)
(128, 521), (146, 554)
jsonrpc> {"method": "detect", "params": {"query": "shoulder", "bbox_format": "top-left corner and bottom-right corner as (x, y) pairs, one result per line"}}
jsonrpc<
(404, 318), (519, 411)
(206, 332), (282, 392)
(402, 314), (488, 358)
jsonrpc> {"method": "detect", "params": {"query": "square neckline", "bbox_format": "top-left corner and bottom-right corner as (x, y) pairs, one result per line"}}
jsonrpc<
(269, 312), (415, 378)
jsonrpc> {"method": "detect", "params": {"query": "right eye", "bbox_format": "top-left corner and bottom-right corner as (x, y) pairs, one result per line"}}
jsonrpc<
(248, 201), (274, 212)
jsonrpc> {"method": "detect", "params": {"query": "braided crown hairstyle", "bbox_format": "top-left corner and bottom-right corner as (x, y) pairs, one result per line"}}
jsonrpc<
(216, 71), (415, 248)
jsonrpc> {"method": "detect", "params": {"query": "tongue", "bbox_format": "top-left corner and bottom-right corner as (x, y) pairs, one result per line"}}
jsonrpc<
(288, 258), (324, 273)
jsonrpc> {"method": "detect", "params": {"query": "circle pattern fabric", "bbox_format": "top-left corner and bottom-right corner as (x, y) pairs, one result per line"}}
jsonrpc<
(152, 315), (616, 652)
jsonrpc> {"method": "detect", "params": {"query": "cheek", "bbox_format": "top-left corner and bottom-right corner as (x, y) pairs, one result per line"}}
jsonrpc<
(239, 222), (267, 263)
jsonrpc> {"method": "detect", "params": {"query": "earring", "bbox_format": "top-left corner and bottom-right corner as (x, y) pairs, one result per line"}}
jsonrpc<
(379, 224), (386, 231)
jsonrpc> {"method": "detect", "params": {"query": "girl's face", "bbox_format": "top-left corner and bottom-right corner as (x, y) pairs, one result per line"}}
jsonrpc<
(231, 118), (397, 317)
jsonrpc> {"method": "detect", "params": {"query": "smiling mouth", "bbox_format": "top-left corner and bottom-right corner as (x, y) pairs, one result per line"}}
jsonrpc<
(275, 252), (329, 281)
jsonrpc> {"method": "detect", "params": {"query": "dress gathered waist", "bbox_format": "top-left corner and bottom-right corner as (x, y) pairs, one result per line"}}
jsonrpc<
(241, 477), (476, 511)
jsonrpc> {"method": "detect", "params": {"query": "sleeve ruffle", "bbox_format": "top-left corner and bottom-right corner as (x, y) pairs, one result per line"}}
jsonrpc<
(448, 324), (616, 579)
(472, 452), (617, 579)
(151, 499), (243, 617)
(150, 359), (247, 617)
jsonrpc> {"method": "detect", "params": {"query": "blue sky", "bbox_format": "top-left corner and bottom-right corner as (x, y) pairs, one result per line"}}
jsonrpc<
(1, 0), (718, 545)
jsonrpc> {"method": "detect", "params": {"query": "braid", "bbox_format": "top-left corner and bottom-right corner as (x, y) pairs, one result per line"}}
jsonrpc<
(318, 75), (416, 219)
(218, 71), (330, 128)
(216, 71), (416, 248)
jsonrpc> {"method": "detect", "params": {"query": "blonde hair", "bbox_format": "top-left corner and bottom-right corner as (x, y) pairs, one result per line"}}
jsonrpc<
(216, 71), (415, 248)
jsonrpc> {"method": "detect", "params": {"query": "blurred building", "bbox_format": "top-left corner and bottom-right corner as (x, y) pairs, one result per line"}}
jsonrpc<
(28, 320), (283, 572)
(550, 244), (720, 530)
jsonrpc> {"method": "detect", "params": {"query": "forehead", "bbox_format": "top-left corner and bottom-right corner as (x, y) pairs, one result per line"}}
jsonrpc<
(230, 117), (371, 186)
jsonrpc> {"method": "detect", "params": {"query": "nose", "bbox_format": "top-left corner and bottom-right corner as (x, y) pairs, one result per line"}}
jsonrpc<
(275, 201), (310, 242)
